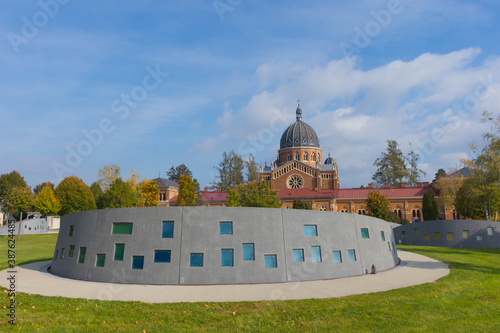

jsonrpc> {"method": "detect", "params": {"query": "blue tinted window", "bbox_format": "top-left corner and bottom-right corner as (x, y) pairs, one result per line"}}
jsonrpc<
(190, 253), (203, 267)
(304, 225), (318, 236)
(220, 222), (233, 235)
(154, 250), (171, 263)
(361, 228), (369, 239)
(293, 249), (304, 262)
(162, 221), (174, 238)
(348, 249), (356, 262)
(332, 251), (342, 263)
(312, 246), (322, 263)
(221, 249), (234, 267)
(132, 256), (144, 269)
(242, 243), (255, 261)
(380, 231), (386, 241)
(264, 254), (277, 268)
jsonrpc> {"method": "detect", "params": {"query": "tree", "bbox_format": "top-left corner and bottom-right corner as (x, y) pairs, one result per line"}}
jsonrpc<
(433, 168), (447, 182)
(90, 181), (104, 209)
(101, 178), (137, 208)
(55, 176), (96, 215)
(226, 187), (241, 207)
(365, 190), (391, 221)
(176, 175), (198, 206)
(142, 180), (159, 207)
(97, 164), (121, 192)
(422, 189), (439, 221)
(126, 170), (145, 206)
(11, 187), (34, 215)
(245, 154), (260, 182)
(211, 150), (244, 189)
(406, 144), (426, 186)
(372, 140), (409, 187)
(34, 186), (60, 216)
(293, 199), (312, 210)
(33, 181), (55, 195)
(0, 170), (28, 221)
(434, 172), (464, 218)
(167, 164), (193, 182)
(235, 181), (281, 208)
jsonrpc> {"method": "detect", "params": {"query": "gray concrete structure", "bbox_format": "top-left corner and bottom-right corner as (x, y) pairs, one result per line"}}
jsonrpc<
(0, 218), (49, 235)
(51, 207), (399, 285)
(394, 220), (500, 248)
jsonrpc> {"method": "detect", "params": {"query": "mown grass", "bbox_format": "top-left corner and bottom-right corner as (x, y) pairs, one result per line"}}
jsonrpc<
(1, 234), (499, 332)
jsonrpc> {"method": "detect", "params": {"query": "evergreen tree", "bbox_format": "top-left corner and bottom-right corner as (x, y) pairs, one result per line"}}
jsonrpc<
(167, 164), (193, 182)
(55, 176), (97, 215)
(176, 175), (198, 206)
(235, 181), (281, 208)
(422, 189), (439, 221)
(34, 186), (60, 216)
(365, 190), (391, 221)
(433, 168), (447, 182)
(101, 178), (137, 208)
(372, 140), (409, 187)
(211, 150), (244, 189)
(407, 145), (426, 186)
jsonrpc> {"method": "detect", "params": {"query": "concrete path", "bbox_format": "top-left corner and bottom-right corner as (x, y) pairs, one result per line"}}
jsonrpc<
(0, 250), (449, 303)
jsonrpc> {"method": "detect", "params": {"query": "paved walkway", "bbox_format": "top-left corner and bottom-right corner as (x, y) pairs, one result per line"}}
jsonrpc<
(0, 250), (449, 303)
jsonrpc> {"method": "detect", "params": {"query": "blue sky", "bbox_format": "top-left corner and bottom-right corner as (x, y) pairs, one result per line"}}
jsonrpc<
(2, 0), (500, 189)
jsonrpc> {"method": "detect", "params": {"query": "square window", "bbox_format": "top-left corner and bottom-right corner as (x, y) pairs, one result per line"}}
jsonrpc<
(112, 222), (133, 235)
(265, 254), (277, 268)
(69, 225), (74, 237)
(293, 249), (304, 262)
(96, 254), (106, 267)
(424, 234), (430, 240)
(221, 249), (234, 267)
(154, 250), (171, 263)
(312, 246), (322, 262)
(434, 232), (440, 238)
(132, 256), (144, 269)
(78, 247), (86, 264)
(477, 234), (484, 241)
(447, 232), (454, 240)
(242, 243), (255, 261)
(162, 221), (174, 238)
(361, 228), (369, 239)
(380, 231), (385, 241)
(304, 225), (318, 236)
(487, 227), (494, 236)
(114, 243), (125, 261)
(332, 251), (342, 263)
(463, 230), (470, 239)
(60, 248), (65, 260)
(414, 227), (420, 236)
(190, 253), (204, 267)
(347, 249), (356, 262)
(69, 245), (75, 257)
(220, 222), (233, 235)
(402, 231), (407, 236)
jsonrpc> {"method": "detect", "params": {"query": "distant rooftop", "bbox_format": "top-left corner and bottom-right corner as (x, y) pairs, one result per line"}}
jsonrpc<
(152, 177), (179, 187)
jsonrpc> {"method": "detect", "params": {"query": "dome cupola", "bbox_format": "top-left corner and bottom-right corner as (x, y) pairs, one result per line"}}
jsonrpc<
(280, 104), (320, 149)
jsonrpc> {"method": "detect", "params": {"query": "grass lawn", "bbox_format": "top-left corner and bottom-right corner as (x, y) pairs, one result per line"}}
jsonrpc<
(1, 234), (499, 332)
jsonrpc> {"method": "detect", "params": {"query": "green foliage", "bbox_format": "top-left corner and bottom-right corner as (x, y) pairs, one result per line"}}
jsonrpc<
(212, 150), (244, 189)
(126, 170), (145, 206)
(34, 186), (60, 216)
(245, 154), (260, 182)
(365, 190), (391, 221)
(226, 187), (241, 207)
(33, 181), (55, 195)
(434, 173), (463, 214)
(176, 175), (198, 206)
(293, 199), (312, 210)
(422, 189), (439, 220)
(101, 178), (137, 208)
(90, 181), (104, 209)
(142, 180), (159, 207)
(407, 144), (426, 186)
(10, 186), (34, 214)
(55, 176), (97, 215)
(434, 168), (447, 182)
(235, 181), (281, 208)
(167, 164), (193, 182)
(97, 164), (121, 192)
(0, 170), (28, 219)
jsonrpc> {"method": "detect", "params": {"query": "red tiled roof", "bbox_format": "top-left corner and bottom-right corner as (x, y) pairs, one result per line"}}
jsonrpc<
(199, 191), (228, 202)
(333, 187), (427, 199)
(278, 188), (331, 198)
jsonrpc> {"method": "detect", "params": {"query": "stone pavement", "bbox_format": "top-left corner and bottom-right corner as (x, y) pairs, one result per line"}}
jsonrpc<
(0, 250), (449, 303)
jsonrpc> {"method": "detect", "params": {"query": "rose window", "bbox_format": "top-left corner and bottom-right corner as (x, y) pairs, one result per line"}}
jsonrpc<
(288, 175), (304, 189)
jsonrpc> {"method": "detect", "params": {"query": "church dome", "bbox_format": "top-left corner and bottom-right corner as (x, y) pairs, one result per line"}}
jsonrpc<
(280, 104), (320, 149)
(324, 152), (334, 164)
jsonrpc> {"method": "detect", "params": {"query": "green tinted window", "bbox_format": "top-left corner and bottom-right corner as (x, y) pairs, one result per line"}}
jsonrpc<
(69, 245), (75, 257)
(114, 243), (125, 261)
(112, 222), (133, 234)
(78, 247), (86, 264)
(96, 254), (106, 267)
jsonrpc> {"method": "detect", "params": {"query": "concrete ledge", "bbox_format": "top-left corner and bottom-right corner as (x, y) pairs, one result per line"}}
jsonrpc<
(0, 250), (449, 303)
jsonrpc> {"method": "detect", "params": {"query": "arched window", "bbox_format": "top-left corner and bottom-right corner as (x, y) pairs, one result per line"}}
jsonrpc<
(311, 153), (315, 161)
(294, 152), (299, 160)
(320, 206), (327, 211)
(304, 152), (308, 161)
(288, 153), (292, 162)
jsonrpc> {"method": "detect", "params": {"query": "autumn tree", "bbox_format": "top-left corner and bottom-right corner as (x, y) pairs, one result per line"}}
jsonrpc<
(90, 182), (104, 209)
(11, 186), (34, 239)
(34, 186), (60, 216)
(0, 170), (28, 221)
(235, 181), (281, 208)
(434, 171), (464, 218)
(365, 190), (391, 221)
(226, 187), (241, 207)
(101, 178), (137, 208)
(141, 180), (159, 207)
(176, 175), (198, 206)
(97, 164), (121, 192)
(245, 154), (260, 182)
(126, 170), (145, 206)
(372, 140), (409, 187)
(422, 189), (439, 221)
(293, 199), (312, 210)
(33, 181), (55, 195)
(211, 150), (244, 189)
(55, 176), (96, 215)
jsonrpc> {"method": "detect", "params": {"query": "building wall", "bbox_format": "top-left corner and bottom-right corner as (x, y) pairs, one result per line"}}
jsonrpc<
(51, 207), (399, 285)
(394, 220), (500, 248)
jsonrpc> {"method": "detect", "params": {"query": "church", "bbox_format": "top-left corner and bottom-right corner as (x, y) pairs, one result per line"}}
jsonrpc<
(166, 104), (457, 221)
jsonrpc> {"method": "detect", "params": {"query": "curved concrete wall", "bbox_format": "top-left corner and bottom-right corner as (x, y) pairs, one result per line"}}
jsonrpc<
(51, 207), (399, 285)
(394, 220), (500, 248)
